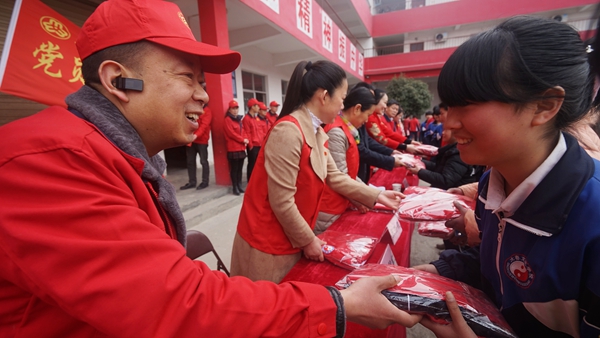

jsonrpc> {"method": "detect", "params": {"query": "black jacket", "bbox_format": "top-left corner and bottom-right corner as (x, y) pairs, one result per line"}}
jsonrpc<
(357, 125), (394, 183)
(418, 142), (478, 189)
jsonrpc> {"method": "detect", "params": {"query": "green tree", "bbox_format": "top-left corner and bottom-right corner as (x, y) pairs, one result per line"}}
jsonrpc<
(385, 76), (432, 119)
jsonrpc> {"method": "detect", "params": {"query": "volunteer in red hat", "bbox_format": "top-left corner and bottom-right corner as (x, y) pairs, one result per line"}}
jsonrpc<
(243, 97), (261, 182)
(255, 102), (270, 145)
(267, 100), (280, 125)
(223, 100), (249, 195)
(0, 0), (427, 337)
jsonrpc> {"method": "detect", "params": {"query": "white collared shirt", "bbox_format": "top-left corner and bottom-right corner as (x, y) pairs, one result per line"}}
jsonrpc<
(308, 109), (323, 135)
(485, 133), (567, 219)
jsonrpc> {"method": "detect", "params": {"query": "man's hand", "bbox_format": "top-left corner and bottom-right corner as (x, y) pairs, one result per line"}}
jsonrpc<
(340, 275), (423, 329)
(303, 237), (325, 261)
(376, 190), (404, 211)
(420, 291), (477, 338)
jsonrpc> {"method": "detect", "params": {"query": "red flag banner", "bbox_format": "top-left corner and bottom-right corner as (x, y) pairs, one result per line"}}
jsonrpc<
(0, 0), (83, 107)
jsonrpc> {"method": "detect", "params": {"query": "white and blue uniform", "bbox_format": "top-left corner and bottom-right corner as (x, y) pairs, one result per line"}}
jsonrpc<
(432, 133), (600, 337)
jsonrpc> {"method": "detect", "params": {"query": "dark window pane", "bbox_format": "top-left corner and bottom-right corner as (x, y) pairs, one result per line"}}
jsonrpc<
(254, 75), (265, 92)
(281, 80), (288, 95)
(242, 71), (253, 90)
(410, 42), (424, 52)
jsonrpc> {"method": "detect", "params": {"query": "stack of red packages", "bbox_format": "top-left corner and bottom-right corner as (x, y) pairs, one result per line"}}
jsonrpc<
(393, 153), (425, 169)
(318, 231), (378, 270)
(413, 144), (439, 156)
(336, 264), (517, 338)
(417, 221), (453, 239)
(399, 186), (475, 221)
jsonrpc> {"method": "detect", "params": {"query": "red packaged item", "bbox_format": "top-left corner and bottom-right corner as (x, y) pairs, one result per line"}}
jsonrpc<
(417, 221), (453, 239)
(413, 144), (439, 156)
(336, 264), (517, 338)
(317, 231), (378, 270)
(393, 153), (425, 169)
(399, 187), (475, 221)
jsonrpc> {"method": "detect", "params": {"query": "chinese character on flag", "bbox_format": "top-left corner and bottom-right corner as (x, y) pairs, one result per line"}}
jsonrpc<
(350, 44), (356, 71)
(296, 0), (312, 38)
(321, 10), (332, 53)
(338, 29), (346, 63)
(0, 0), (82, 107)
(358, 53), (364, 76)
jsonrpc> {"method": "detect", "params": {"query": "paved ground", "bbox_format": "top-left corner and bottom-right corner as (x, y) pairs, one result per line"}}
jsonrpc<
(166, 166), (440, 338)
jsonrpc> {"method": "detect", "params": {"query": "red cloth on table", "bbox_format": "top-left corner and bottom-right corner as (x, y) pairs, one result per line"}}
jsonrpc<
(318, 231), (379, 270)
(281, 211), (413, 338)
(368, 166), (419, 190)
(399, 187), (476, 221)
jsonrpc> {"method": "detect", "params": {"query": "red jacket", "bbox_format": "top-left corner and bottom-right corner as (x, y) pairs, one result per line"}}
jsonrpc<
(223, 113), (249, 152)
(267, 111), (278, 126)
(191, 106), (212, 145)
(237, 116), (324, 255)
(365, 113), (407, 149)
(0, 106), (337, 337)
(256, 115), (271, 145)
(320, 117), (359, 215)
(242, 113), (264, 147)
(409, 117), (420, 132)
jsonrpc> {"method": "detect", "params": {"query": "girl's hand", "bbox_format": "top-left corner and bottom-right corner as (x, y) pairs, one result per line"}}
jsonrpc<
(376, 191), (404, 211)
(405, 144), (422, 155)
(303, 237), (325, 261)
(411, 264), (439, 275)
(420, 291), (477, 338)
(407, 166), (420, 175)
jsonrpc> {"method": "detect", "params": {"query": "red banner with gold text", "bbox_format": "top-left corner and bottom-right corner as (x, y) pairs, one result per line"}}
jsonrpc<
(0, 0), (83, 107)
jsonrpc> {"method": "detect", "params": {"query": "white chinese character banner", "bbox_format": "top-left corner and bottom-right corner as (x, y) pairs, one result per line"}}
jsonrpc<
(321, 10), (333, 53)
(338, 29), (346, 63)
(350, 43), (356, 71)
(358, 52), (364, 76)
(296, 0), (312, 38)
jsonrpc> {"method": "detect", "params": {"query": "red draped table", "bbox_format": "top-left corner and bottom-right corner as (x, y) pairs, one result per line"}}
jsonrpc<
(281, 210), (413, 337)
(281, 166), (420, 337)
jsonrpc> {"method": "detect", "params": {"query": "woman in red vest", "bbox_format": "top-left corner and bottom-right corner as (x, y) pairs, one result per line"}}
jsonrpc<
(231, 60), (404, 283)
(314, 86), (379, 234)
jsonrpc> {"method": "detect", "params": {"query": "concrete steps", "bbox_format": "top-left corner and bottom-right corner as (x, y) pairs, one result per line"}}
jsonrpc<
(165, 167), (245, 229)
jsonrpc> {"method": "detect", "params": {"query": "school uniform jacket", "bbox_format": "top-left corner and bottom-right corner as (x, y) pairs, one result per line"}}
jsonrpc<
(432, 133), (600, 338)
(0, 102), (339, 338)
(418, 142), (477, 190)
(236, 109), (380, 255)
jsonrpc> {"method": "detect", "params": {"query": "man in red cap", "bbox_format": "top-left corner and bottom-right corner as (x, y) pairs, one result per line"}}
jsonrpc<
(0, 0), (425, 337)
(267, 100), (280, 125)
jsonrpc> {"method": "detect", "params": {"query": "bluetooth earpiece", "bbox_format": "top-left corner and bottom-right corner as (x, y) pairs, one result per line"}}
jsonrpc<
(112, 77), (144, 92)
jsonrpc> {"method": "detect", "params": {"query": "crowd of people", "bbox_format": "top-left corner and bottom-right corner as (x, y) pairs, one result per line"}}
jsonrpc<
(1, 0), (599, 337)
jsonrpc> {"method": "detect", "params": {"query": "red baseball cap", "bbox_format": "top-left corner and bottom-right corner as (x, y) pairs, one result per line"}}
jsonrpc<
(76, 0), (241, 74)
(258, 102), (268, 110)
(247, 98), (259, 108)
(228, 100), (239, 108)
(269, 101), (280, 107)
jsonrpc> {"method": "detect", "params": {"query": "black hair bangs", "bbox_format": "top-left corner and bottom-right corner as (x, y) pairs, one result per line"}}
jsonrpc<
(438, 29), (515, 107)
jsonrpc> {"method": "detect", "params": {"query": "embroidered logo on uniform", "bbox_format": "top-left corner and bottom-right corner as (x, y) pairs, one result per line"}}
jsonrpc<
(322, 245), (334, 254)
(505, 254), (534, 288)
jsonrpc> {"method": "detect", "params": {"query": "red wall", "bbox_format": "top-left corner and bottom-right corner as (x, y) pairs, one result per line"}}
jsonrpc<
(372, 0), (597, 37)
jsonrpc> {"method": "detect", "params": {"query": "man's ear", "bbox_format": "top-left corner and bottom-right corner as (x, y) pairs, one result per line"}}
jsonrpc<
(531, 86), (565, 127)
(97, 60), (130, 103)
